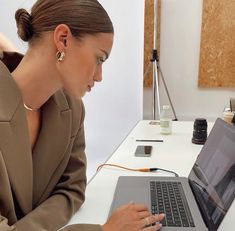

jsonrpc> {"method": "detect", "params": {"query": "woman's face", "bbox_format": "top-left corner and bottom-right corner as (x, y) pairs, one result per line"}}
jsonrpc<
(58, 32), (114, 98)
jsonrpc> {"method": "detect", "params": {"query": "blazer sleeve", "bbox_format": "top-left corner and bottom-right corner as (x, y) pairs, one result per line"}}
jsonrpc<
(0, 100), (102, 231)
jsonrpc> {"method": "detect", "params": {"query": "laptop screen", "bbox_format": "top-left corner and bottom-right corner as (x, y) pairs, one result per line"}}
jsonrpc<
(189, 118), (235, 230)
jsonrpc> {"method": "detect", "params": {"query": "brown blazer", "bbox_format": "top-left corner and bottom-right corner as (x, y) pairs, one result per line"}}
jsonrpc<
(0, 52), (102, 231)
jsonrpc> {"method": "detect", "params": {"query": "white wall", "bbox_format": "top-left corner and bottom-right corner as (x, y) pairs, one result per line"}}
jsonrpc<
(0, 0), (32, 52)
(83, 0), (144, 179)
(145, 0), (235, 121)
(0, 0), (144, 179)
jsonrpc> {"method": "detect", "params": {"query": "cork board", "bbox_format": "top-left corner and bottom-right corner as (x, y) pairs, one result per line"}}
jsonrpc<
(144, 0), (161, 87)
(198, 0), (235, 87)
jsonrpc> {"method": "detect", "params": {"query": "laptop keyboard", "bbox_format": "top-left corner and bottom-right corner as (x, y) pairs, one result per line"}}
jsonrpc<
(150, 181), (195, 227)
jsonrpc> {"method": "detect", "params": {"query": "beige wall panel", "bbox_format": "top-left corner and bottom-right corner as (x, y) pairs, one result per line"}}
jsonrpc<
(198, 0), (235, 87)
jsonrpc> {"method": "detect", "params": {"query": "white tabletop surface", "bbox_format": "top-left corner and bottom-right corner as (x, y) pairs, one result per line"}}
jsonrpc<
(64, 120), (235, 230)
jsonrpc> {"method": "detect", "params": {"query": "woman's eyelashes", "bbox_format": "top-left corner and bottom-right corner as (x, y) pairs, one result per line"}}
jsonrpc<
(96, 57), (106, 65)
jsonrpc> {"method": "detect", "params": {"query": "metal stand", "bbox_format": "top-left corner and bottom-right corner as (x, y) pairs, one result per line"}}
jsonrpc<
(144, 0), (177, 121)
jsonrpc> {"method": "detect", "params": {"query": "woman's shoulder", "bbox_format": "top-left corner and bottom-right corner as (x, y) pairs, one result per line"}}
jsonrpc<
(0, 54), (23, 121)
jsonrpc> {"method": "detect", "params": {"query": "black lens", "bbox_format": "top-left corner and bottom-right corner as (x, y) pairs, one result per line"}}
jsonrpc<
(192, 118), (207, 144)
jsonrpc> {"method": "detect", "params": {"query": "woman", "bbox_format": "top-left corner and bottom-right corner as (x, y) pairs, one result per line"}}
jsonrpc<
(0, 0), (164, 230)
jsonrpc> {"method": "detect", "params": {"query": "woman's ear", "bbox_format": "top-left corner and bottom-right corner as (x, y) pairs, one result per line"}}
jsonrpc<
(53, 24), (71, 51)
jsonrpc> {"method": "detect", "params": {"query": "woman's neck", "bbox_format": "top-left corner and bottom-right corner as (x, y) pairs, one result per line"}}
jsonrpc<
(11, 48), (62, 109)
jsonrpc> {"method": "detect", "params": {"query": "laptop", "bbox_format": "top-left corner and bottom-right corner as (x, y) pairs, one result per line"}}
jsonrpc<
(109, 118), (235, 231)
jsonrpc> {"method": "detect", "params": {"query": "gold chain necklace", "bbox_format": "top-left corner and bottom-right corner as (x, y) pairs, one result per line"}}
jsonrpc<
(23, 103), (39, 111)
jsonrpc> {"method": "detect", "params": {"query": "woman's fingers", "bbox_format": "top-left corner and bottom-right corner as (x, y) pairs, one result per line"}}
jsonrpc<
(138, 210), (151, 219)
(109, 203), (165, 231)
(141, 214), (165, 229)
(154, 213), (165, 222)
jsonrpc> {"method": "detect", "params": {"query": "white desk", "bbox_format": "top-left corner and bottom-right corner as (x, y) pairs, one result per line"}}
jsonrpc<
(66, 120), (235, 230)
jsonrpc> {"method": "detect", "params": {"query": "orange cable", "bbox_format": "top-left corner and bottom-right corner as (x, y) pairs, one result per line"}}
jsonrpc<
(97, 163), (150, 172)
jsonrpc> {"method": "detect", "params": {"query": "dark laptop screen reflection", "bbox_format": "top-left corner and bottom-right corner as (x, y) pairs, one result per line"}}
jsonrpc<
(189, 121), (235, 230)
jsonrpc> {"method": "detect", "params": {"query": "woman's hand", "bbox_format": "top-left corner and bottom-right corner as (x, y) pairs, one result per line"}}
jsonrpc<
(102, 202), (165, 231)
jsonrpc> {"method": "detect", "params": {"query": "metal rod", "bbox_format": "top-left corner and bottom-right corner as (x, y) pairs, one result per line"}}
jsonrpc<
(154, 61), (161, 119)
(152, 0), (158, 120)
(145, 0), (177, 121)
(152, 63), (156, 120)
(157, 63), (178, 120)
(153, 0), (158, 50)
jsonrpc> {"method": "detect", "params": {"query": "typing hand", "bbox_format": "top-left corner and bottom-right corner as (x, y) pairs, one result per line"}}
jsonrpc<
(102, 202), (165, 231)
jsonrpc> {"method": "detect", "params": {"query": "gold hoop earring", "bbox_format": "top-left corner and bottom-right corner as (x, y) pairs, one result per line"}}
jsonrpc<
(56, 51), (65, 61)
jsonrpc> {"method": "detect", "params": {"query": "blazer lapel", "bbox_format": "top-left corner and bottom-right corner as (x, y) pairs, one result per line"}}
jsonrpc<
(0, 61), (33, 214)
(32, 91), (72, 204)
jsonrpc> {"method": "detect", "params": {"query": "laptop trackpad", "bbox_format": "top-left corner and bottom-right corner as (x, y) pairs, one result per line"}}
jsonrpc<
(109, 177), (150, 216)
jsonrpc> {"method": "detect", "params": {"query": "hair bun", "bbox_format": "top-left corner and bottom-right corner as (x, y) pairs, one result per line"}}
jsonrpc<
(15, 8), (33, 42)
